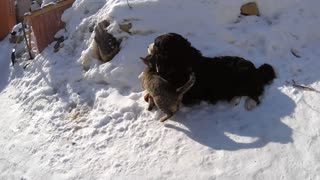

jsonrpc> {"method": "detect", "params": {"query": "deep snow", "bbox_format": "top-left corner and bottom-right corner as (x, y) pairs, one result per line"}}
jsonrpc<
(1, 0), (320, 179)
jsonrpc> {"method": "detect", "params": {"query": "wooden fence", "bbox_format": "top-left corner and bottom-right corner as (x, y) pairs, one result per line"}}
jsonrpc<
(24, 0), (75, 53)
(0, 0), (16, 40)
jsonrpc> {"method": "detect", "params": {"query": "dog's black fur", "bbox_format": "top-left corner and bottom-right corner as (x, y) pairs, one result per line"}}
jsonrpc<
(145, 33), (276, 106)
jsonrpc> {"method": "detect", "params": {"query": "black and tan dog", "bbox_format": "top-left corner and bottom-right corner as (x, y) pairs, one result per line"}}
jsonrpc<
(145, 33), (276, 110)
(140, 56), (195, 122)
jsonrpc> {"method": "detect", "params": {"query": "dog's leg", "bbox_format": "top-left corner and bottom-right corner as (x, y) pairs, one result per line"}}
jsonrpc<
(245, 97), (258, 111)
(230, 96), (241, 106)
(147, 96), (154, 111)
(160, 112), (173, 122)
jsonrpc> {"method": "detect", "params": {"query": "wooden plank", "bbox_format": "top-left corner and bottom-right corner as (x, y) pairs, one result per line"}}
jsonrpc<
(0, 0), (16, 40)
(24, 0), (75, 19)
(27, 20), (32, 48)
(24, 0), (75, 52)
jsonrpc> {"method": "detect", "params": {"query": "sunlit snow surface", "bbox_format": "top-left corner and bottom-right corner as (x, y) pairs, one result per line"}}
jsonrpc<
(1, 0), (320, 179)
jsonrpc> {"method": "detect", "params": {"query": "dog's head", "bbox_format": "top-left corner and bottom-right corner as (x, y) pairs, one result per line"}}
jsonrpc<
(144, 33), (201, 87)
(147, 55), (193, 88)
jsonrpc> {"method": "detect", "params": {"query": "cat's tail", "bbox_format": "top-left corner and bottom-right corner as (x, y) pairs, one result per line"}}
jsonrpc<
(176, 72), (196, 95)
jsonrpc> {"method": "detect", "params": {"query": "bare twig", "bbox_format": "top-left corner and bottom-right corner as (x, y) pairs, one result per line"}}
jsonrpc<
(288, 80), (320, 92)
(291, 48), (301, 58)
(127, 0), (132, 9)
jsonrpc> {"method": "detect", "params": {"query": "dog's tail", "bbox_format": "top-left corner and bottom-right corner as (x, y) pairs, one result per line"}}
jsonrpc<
(257, 64), (276, 85)
(176, 72), (196, 95)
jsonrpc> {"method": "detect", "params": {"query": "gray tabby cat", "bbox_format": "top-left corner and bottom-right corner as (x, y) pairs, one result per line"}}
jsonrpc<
(140, 57), (195, 122)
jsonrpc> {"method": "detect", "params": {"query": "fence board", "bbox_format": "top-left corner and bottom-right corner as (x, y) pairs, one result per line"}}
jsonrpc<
(25, 0), (74, 52)
(0, 0), (16, 40)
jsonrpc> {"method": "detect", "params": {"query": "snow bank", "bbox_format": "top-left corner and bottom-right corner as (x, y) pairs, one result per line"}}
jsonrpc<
(1, 0), (320, 179)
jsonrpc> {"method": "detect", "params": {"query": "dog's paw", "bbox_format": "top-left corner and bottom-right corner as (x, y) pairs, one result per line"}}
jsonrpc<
(245, 98), (257, 111)
(230, 96), (241, 106)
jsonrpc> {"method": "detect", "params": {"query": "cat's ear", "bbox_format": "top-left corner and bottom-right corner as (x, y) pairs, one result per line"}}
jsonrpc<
(140, 57), (148, 65)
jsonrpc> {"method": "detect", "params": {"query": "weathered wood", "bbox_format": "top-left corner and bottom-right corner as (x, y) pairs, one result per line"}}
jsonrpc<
(21, 21), (33, 60)
(24, 0), (75, 52)
(0, 0), (16, 40)
(24, 0), (75, 19)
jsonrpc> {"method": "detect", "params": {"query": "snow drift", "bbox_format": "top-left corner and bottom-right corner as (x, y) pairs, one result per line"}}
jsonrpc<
(1, 0), (320, 179)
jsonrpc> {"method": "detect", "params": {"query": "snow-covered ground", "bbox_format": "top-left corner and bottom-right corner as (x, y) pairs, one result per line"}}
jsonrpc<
(1, 0), (320, 179)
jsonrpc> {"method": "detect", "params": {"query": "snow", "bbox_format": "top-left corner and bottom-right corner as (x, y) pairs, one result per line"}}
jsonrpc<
(1, 0), (320, 179)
